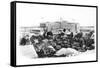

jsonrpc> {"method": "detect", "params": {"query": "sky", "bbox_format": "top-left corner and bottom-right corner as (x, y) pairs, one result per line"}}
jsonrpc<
(16, 3), (96, 27)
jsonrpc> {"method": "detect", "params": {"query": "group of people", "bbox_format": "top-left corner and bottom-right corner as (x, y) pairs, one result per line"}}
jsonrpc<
(20, 28), (95, 58)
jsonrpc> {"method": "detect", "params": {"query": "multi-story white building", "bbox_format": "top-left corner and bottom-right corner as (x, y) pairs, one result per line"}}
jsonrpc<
(40, 20), (80, 34)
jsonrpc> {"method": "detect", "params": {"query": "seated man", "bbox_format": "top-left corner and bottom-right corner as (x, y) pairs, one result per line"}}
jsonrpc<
(65, 29), (73, 38)
(43, 30), (53, 40)
(74, 31), (83, 39)
(82, 31), (95, 50)
(72, 35), (87, 52)
(30, 33), (43, 45)
(83, 37), (95, 50)
(20, 35), (30, 45)
(61, 37), (71, 48)
(36, 39), (56, 57)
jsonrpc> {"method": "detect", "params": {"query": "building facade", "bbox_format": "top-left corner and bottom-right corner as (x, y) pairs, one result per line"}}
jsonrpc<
(40, 20), (80, 34)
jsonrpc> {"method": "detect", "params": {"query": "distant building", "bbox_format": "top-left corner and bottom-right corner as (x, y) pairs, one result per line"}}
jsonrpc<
(40, 23), (46, 28)
(20, 26), (43, 37)
(80, 26), (94, 32)
(40, 20), (80, 34)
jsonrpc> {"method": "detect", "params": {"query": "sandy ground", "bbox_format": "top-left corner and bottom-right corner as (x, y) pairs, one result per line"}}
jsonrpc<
(16, 45), (96, 65)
